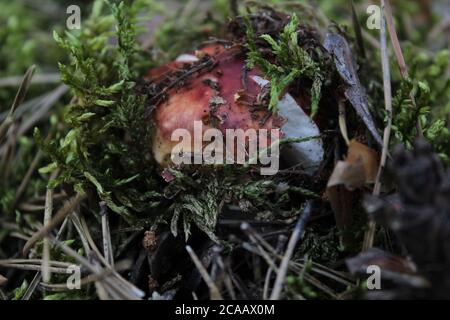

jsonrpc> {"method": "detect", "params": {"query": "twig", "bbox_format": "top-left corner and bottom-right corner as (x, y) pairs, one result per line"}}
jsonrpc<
(38, 260), (131, 291)
(241, 223), (279, 272)
(269, 201), (312, 300)
(338, 99), (350, 145)
(0, 263), (69, 273)
(363, 0), (393, 251)
(49, 235), (142, 300)
(0, 66), (36, 141)
(186, 245), (223, 300)
(42, 188), (53, 283)
(22, 193), (85, 255)
(21, 214), (70, 300)
(42, 170), (59, 283)
(384, 0), (422, 135)
(213, 250), (236, 300)
(22, 272), (41, 300)
(0, 259), (73, 267)
(77, 213), (144, 299)
(263, 235), (287, 300)
(350, 0), (366, 58)
(0, 73), (60, 87)
(13, 151), (43, 206)
(100, 202), (114, 267)
(15, 85), (68, 138)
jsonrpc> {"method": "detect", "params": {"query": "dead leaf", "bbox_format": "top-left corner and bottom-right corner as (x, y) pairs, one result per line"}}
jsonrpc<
(0, 274), (7, 287)
(326, 140), (378, 233)
(347, 140), (379, 183)
(325, 185), (354, 231)
(327, 139), (378, 190)
(327, 158), (366, 190)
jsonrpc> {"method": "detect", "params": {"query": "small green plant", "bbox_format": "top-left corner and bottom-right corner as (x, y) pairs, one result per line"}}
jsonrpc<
(245, 14), (324, 116)
(38, 0), (161, 220)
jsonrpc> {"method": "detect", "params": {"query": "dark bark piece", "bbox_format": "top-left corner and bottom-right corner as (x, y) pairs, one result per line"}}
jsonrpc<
(364, 139), (450, 298)
(323, 33), (382, 146)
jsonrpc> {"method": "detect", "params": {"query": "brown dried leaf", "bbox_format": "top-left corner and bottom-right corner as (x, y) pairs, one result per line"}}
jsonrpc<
(326, 140), (378, 233)
(347, 140), (379, 183)
(327, 140), (379, 190)
(0, 274), (7, 287)
(326, 185), (354, 231)
(327, 159), (366, 190)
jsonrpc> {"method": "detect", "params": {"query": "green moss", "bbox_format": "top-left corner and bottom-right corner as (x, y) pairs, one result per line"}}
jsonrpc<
(37, 1), (160, 221)
(245, 13), (325, 116)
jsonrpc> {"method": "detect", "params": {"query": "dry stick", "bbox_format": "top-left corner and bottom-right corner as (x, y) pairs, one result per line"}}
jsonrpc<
(241, 223), (279, 272)
(0, 259), (72, 267)
(18, 203), (46, 212)
(69, 213), (110, 300)
(22, 272), (42, 300)
(384, 0), (422, 135)
(186, 245), (223, 300)
(338, 99), (350, 145)
(214, 253), (236, 300)
(0, 65), (36, 141)
(9, 232), (30, 241)
(0, 263), (69, 273)
(13, 151), (43, 206)
(241, 223), (279, 257)
(49, 235), (141, 300)
(240, 223), (354, 287)
(77, 214), (144, 298)
(70, 213), (92, 256)
(21, 215), (70, 300)
(0, 121), (20, 181)
(0, 86), (67, 160)
(16, 85), (68, 138)
(0, 73), (60, 87)
(69, 213), (111, 299)
(263, 235), (287, 300)
(350, 0), (366, 58)
(243, 241), (350, 297)
(363, 0), (393, 251)
(41, 186), (52, 283)
(269, 202), (312, 300)
(22, 193), (85, 255)
(39, 260), (131, 291)
(42, 170), (59, 283)
(91, 258), (110, 300)
(100, 202), (114, 267)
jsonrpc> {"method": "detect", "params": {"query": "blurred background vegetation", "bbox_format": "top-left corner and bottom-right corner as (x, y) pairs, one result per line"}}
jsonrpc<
(0, 0), (449, 299)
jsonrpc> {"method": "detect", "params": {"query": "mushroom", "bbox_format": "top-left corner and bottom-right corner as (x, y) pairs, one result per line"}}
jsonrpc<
(147, 44), (323, 174)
